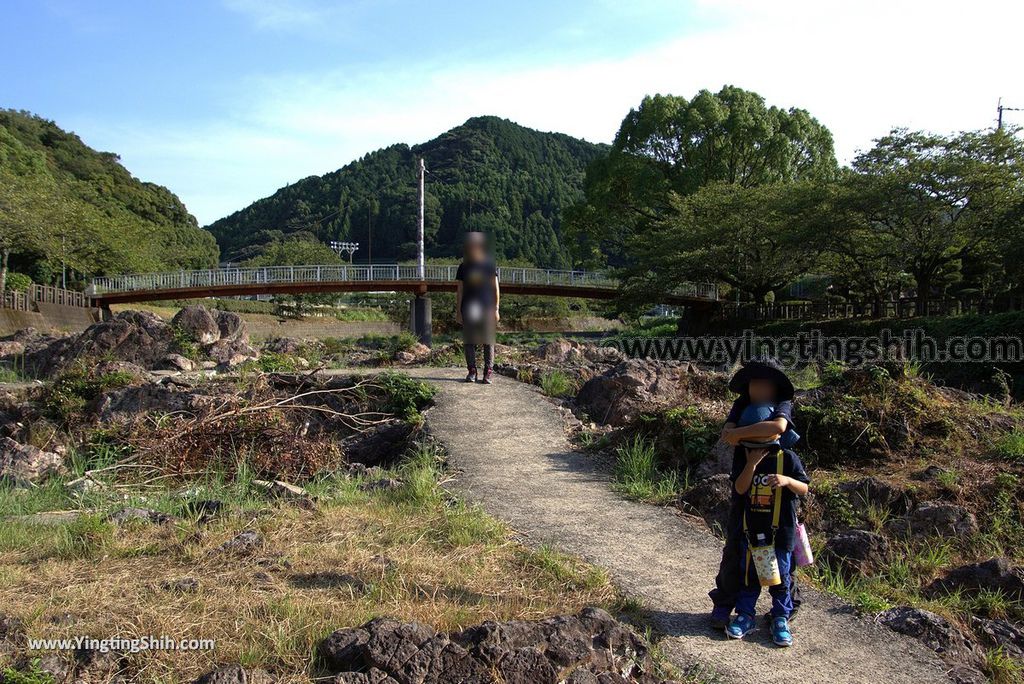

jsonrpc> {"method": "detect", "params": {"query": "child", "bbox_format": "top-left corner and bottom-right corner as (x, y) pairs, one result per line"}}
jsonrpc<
(708, 360), (804, 629)
(726, 442), (809, 646)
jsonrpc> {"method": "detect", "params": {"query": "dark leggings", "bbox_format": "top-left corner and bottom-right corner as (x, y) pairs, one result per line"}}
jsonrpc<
(464, 343), (494, 370)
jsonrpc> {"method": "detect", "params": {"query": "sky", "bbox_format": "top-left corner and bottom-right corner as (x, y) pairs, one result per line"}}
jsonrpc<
(3, 0), (1023, 226)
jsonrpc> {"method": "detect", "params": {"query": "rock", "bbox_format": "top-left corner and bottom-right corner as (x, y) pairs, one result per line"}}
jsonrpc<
(217, 530), (262, 554)
(886, 501), (979, 538)
(576, 360), (689, 426)
(536, 339), (582, 364)
(160, 353), (195, 372)
(409, 342), (431, 359)
(193, 664), (274, 684)
(161, 577), (200, 593)
(394, 351), (416, 364)
(0, 340), (25, 358)
(73, 646), (131, 683)
(679, 474), (733, 536)
(926, 557), (1024, 600)
(34, 653), (72, 681)
(342, 420), (415, 466)
(319, 627), (371, 671)
(208, 339), (259, 368)
(359, 478), (404, 493)
(318, 608), (663, 684)
(692, 440), (733, 480)
(28, 310), (174, 377)
(878, 607), (985, 672)
(172, 305), (221, 345)
(837, 477), (913, 515)
(820, 529), (890, 575)
(215, 311), (247, 343)
(93, 382), (220, 423)
(0, 437), (64, 483)
(971, 616), (1024, 660)
(107, 507), (174, 526)
(264, 337), (305, 355)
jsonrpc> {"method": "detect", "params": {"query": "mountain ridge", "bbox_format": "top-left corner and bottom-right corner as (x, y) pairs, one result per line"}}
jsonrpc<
(206, 116), (609, 268)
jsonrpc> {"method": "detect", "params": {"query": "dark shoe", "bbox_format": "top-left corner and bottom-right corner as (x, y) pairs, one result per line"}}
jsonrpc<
(464, 368), (477, 383)
(479, 368), (493, 384)
(710, 606), (733, 630)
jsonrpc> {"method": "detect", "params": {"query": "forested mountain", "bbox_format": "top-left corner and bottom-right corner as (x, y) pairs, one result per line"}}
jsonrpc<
(207, 116), (607, 269)
(0, 110), (218, 286)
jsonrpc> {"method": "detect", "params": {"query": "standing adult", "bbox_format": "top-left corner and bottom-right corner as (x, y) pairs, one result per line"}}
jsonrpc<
(455, 232), (500, 384)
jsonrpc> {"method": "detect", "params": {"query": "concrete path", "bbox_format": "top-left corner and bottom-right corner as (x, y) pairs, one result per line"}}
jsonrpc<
(385, 368), (952, 683)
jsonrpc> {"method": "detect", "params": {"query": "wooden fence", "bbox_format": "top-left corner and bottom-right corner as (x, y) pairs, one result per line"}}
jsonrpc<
(1, 285), (92, 311)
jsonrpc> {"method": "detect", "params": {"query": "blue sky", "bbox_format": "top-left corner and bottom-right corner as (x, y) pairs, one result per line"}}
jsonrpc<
(3, 0), (1023, 225)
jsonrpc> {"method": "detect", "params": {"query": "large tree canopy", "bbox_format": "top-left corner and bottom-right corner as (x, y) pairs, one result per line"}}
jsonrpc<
(841, 128), (1024, 311)
(566, 86), (838, 266)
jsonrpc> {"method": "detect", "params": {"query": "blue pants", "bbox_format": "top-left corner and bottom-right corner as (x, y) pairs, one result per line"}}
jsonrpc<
(735, 538), (794, 619)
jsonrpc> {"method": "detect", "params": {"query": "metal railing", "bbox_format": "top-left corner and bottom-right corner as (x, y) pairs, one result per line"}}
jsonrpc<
(89, 265), (719, 301)
(1, 284), (92, 311)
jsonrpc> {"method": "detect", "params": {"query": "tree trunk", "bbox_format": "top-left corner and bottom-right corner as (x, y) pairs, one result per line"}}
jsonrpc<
(915, 271), (932, 317)
(0, 247), (8, 294)
(872, 293), (885, 319)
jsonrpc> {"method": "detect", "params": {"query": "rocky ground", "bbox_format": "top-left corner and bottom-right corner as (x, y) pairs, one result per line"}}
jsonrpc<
(0, 311), (681, 684)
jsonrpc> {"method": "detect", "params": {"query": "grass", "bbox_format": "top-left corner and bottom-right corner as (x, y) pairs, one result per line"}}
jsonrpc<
(0, 440), (619, 683)
(611, 436), (680, 504)
(539, 370), (576, 398)
(994, 430), (1024, 463)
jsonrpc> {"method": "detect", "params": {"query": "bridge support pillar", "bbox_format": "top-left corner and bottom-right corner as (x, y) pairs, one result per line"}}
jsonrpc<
(410, 294), (432, 347)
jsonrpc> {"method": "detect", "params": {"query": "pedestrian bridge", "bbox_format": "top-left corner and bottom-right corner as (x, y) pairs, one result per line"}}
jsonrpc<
(87, 264), (719, 306)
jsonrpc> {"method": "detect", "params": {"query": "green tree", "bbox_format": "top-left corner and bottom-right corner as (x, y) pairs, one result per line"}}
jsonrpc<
(567, 86), (838, 266)
(620, 182), (833, 306)
(844, 128), (1024, 313)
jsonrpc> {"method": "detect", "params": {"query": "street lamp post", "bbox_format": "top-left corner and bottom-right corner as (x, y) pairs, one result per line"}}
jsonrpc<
(329, 241), (359, 263)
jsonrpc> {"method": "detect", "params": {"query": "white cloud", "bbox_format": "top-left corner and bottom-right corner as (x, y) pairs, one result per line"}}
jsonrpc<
(90, 0), (1024, 224)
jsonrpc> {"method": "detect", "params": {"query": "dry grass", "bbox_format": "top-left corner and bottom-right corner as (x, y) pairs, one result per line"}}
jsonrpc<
(0, 470), (616, 683)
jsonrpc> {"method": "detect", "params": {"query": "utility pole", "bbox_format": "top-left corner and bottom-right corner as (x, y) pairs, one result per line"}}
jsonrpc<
(418, 157), (425, 279)
(411, 157), (431, 346)
(997, 97), (1022, 130)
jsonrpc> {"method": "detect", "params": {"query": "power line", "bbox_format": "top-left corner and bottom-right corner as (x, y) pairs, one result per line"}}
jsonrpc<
(997, 97), (1023, 130)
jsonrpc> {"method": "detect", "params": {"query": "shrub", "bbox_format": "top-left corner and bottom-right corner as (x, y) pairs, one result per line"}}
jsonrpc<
(375, 371), (437, 420)
(993, 431), (1024, 463)
(4, 272), (32, 292)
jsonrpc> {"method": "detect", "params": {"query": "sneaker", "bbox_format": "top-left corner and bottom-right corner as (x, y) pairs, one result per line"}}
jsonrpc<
(725, 614), (756, 640)
(479, 368), (493, 384)
(710, 606), (732, 630)
(771, 617), (793, 647)
(464, 368), (478, 383)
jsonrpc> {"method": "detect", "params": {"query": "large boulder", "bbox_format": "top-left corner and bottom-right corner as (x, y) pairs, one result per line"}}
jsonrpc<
(926, 557), (1024, 600)
(172, 305), (221, 345)
(679, 474), (733, 536)
(318, 607), (667, 684)
(536, 339), (583, 365)
(819, 529), (890, 576)
(207, 339), (259, 368)
(878, 607), (986, 675)
(576, 360), (691, 426)
(0, 437), (64, 483)
(886, 501), (979, 538)
(28, 310), (174, 376)
(342, 420), (416, 467)
(215, 310), (247, 343)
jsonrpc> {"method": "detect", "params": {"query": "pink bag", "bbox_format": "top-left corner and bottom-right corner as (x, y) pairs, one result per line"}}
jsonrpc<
(793, 522), (814, 567)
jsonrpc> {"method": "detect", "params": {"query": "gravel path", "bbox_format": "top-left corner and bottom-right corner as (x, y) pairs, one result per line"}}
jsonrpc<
(387, 368), (952, 683)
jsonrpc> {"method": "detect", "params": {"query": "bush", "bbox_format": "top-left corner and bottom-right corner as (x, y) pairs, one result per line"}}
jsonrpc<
(375, 371), (437, 420)
(4, 272), (32, 292)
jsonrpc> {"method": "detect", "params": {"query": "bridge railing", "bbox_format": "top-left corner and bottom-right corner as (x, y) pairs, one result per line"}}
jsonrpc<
(89, 265), (718, 301)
